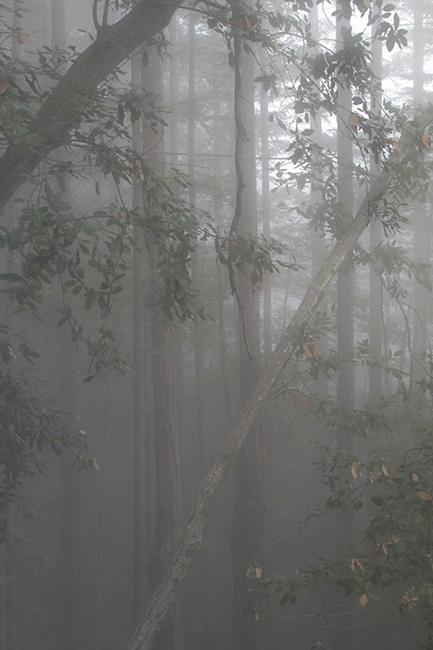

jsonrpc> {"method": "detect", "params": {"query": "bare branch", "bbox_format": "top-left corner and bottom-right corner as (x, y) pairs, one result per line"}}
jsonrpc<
(102, 0), (110, 27)
(92, 0), (101, 33)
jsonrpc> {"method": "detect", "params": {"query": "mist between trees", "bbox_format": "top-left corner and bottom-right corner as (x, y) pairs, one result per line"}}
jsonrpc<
(1, 1), (433, 650)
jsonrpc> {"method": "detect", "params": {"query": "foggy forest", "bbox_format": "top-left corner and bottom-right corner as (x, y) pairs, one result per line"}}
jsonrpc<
(1, 0), (433, 649)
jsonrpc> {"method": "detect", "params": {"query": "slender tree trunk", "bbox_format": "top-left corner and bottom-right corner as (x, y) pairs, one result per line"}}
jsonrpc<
(335, 4), (355, 649)
(3, 509), (17, 650)
(411, 0), (429, 396)
(309, 2), (329, 398)
(132, 48), (148, 625)
(231, 13), (264, 650)
(51, 4), (80, 649)
(336, 10), (354, 416)
(188, 12), (206, 477)
(142, 49), (183, 650)
(169, 18), (185, 446)
(93, 379), (110, 650)
(58, 326), (80, 650)
(261, 90), (272, 362)
(369, 3), (383, 405)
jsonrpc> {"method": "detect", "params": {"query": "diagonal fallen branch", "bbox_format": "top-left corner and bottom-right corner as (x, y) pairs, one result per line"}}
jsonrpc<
(126, 109), (433, 650)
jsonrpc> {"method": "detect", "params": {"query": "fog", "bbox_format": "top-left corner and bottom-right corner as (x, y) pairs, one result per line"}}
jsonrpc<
(0, 1), (433, 649)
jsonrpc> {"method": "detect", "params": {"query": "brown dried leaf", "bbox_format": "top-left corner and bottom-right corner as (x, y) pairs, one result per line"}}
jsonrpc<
(246, 565), (254, 578)
(348, 113), (361, 133)
(412, 473), (419, 482)
(254, 612), (261, 621)
(392, 139), (402, 153)
(368, 471), (376, 483)
(313, 343), (320, 359)
(303, 343), (310, 358)
(16, 28), (26, 44)
(95, 182), (100, 195)
(351, 558), (363, 572)
(256, 273), (264, 292)
(416, 491), (432, 502)
(0, 80), (8, 94)
(381, 464), (389, 477)
(422, 134), (431, 149)
(135, 158), (145, 182)
(359, 594), (368, 608)
(351, 462), (362, 480)
(255, 564), (263, 579)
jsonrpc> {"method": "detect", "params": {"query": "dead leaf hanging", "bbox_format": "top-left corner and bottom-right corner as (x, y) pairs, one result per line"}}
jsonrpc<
(359, 594), (368, 608)
(351, 462), (362, 480)
(416, 491), (432, 502)
(348, 113), (361, 133)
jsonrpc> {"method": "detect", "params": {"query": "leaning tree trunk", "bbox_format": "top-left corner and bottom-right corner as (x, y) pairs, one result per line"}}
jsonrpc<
(125, 81), (433, 650)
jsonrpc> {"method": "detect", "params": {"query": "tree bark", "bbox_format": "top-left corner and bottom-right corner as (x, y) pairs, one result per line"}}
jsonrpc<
(410, 0), (429, 395)
(126, 101), (433, 650)
(0, 0), (182, 214)
(231, 15), (265, 650)
(132, 49), (148, 625)
(142, 50), (183, 650)
(368, 2), (383, 405)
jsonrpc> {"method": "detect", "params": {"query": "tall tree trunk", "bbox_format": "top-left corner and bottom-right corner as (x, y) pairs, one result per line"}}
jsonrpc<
(92, 379), (110, 650)
(335, 3), (355, 648)
(411, 0), (429, 396)
(336, 6), (354, 416)
(309, 2), (328, 398)
(231, 12), (264, 650)
(58, 325), (80, 650)
(132, 48), (148, 625)
(369, 3), (383, 405)
(261, 89), (272, 362)
(188, 12), (206, 477)
(142, 49), (183, 650)
(51, 4), (81, 649)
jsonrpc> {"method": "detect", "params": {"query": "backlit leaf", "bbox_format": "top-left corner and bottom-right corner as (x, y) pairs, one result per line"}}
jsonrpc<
(416, 491), (432, 502)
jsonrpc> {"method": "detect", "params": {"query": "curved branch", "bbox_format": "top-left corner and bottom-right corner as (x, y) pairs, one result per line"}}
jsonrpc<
(92, 0), (101, 33)
(102, 0), (110, 28)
